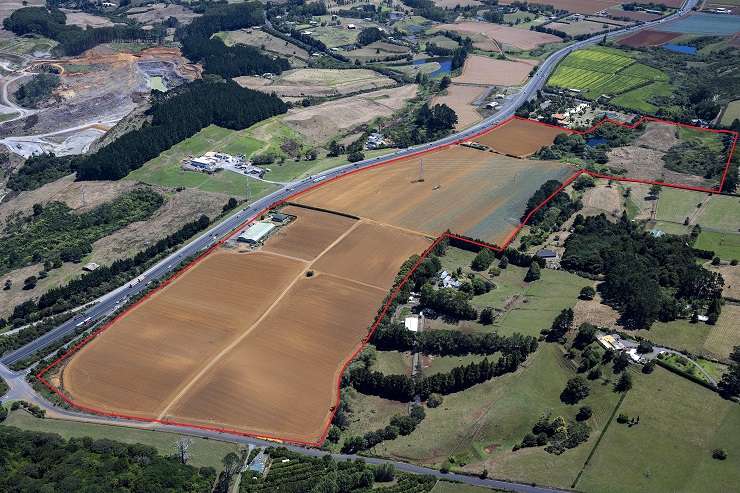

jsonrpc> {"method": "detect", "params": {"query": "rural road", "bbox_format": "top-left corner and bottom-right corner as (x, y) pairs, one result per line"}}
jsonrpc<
(0, 1), (700, 490)
(0, 0), (699, 368)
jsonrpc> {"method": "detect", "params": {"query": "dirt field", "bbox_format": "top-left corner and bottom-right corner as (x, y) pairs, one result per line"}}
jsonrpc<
(606, 146), (713, 188)
(312, 221), (432, 288)
(126, 3), (200, 25)
(619, 30), (682, 47)
(500, 0), (622, 14)
(220, 29), (309, 61)
(60, 10), (115, 28)
(432, 84), (487, 130)
(282, 84), (417, 144)
(165, 273), (387, 442)
(473, 118), (572, 157)
(235, 68), (395, 99)
(608, 8), (662, 21)
(452, 55), (536, 86)
(634, 122), (680, 152)
(547, 19), (612, 37)
(295, 146), (573, 245)
(581, 183), (623, 219)
(63, 251), (307, 417)
(61, 207), (430, 442)
(262, 205), (357, 261)
(432, 22), (561, 50)
(347, 41), (410, 62)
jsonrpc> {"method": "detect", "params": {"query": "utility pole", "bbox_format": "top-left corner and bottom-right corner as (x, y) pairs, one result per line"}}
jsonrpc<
(245, 179), (251, 203)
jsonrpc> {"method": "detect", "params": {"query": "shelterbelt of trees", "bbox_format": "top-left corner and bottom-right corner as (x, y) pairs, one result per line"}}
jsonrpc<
(177, 2), (291, 78)
(8, 79), (287, 189)
(3, 7), (163, 56)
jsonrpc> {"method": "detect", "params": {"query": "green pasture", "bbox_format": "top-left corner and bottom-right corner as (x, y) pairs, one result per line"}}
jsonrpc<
(695, 231), (740, 260)
(696, 195), (740, 232)
(611, 81), (674, 113)
(654, 187), (707, 224)
(720, 100), (740, 126)
(371, 344), (622, 489)
(577, 367), (740, 493)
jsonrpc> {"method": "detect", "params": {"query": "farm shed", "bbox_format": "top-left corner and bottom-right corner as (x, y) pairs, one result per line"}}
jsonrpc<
(237, 222), (276, 244)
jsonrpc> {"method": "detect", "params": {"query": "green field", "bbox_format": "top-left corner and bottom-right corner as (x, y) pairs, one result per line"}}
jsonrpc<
(373, 349), (412, 375)
(369, 344), (622, 489)
(431, 482), (497, 493)
(696, 195), (740, 232)
(611, 81), (674, 113)
(720, 100), (740, 126)
(1, 410), (240, 470)
(655, 187), (708, 224)
(548, 46), (671, 111)
(431, 248), (589, 337)
(577, 367), (740, 493)
(695, 231), (740, 260)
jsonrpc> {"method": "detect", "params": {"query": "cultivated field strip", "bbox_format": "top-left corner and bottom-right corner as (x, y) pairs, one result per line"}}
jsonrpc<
(62, 207), (431, 442)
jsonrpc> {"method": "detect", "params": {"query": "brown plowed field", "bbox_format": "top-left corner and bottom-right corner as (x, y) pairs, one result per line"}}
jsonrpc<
(619, 30), (681, 48)
(432, 22), (561, 50)
(63, 208), (429, 443)
(262, 205), (356, 261)
(312, 221), (432, 289)
(165, 273), (387, 442)
(295, 146), (572, 245)
(473, 118), (572, 157)
(432, 84), (486, 130)
(63, 251), (306, 417)
(453, 55), (536, 86)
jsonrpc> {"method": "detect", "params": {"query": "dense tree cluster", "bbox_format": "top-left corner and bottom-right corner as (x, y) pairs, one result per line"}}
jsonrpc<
(521, 179), (582, 228)
(79, 80), (287, 180)
(0, 189), (163, 273)
(357, 27), (385, 46)
(14, 73), (59, 108)
(371, 322), (537, 356)
(350, 352), (531, 402)
(341, 406), (426, 453)
(178, 2), (290, 78)
(718, 346), (740, 400)
(399, 0), (451, 22)
(3, 7), (161, 56)
(662, 137), (731, 180)
(516, 413), (591, 455)
(6, 215), (211, 331)
(420, 283), (477, 320)
(0, 428), (216, 492)
(562, 214), (724, 328)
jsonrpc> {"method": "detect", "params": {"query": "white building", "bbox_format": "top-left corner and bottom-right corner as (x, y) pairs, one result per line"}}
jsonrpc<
(237, 222), (275, 244)
(404, 315), (421, 332)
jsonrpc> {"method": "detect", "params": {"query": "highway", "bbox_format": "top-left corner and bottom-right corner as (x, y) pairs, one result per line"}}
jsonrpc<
(0, 0), (698, 367)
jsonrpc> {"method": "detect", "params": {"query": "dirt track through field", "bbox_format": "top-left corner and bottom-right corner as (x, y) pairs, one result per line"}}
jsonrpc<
(63, 207), (431, 442)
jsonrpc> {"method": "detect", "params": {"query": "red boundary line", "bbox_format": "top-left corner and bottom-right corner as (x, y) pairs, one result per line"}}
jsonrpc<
(34, 115), (738, 448)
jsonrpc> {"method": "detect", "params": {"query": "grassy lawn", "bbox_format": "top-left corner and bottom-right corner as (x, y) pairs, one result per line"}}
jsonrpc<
(424, 354), (490, 376)
(434, 247), (588, 337)
(611, 81), (674, 113)
(651, 220), (689, 235)
(634, 305), (740, 362)
(696, 195), (740, 232)
(655, 188), (707, 224)
(695, 231), (740, 260)
(495, 269), (590, 337)
(1, 410), (240, 470)
(720, 99), (740, 126)
(577, 367), (740, 493)
(431, 482), (496, 493)
(125, 124), (279, 197)
(373, 349), (412, 375)
(659, 353), (712, 384)
(261, 148), (395, 183)
(369, 344), (622, 489)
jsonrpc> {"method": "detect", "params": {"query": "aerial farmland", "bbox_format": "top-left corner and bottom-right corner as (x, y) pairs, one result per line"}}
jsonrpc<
(59, 206), (431, 443)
